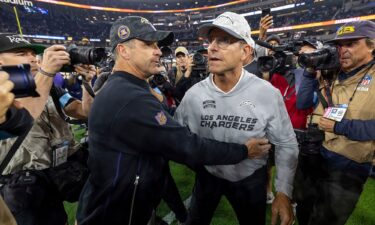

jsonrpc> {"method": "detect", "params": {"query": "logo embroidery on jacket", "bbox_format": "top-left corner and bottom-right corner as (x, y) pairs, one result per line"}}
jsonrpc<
(155, 111), (167, 125)
(357, 74), (372, 92)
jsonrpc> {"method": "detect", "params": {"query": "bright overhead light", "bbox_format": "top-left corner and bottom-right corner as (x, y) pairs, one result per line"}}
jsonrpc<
(168, 22), (173, 26)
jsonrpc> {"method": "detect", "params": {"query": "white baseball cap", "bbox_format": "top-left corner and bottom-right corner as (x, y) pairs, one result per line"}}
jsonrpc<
(198, 12), (255, 48)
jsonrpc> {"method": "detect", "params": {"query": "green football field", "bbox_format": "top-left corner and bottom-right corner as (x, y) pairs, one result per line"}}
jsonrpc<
(65, 161), (375, 225)
(68, 126), (375, 224)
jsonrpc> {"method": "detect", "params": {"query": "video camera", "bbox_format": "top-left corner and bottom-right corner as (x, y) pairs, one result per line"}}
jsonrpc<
(192, 52), (207, 71)
(61, 46), (107, 72)
(191, 52), (209, 81)
(0, 64), (39, 98)
(257, 40), (303, 73)
(294, 123), (325, 155)
(298, 45), (340, 70)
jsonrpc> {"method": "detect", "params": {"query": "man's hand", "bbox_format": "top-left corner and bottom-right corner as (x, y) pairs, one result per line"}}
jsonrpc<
(319, 117), (335, 133)
(245, 138), (271, 159)
(271, 192), (294, 225)
(0, 72), (15, 124)
(259, 15), (273, 40)
(74, 64), (96, 82)
(41, 45), (70, 75)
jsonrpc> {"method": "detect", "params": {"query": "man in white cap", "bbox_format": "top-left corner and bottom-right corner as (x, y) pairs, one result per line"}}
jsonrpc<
(175, 12), (298, 225)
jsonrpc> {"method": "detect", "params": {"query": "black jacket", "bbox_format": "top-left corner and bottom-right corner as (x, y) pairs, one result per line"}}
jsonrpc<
(77, 71), (248, 225)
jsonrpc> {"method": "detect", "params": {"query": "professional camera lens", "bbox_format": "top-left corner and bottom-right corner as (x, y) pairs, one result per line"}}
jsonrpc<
(69, 47), (106, 65)
(1, 64), (39, 98)
(61, 47), (107, 72)
(193, 53), (206, 65)
(298, 46), (339, 70)
(257, 56), (278, 73)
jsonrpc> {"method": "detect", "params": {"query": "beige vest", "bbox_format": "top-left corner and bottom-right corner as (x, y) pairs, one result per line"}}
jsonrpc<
(311, 64), (375, 163)
(0, 97), (78, 175)
(0, 197), (17, 225)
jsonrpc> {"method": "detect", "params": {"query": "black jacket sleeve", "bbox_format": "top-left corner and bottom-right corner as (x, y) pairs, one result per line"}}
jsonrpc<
(111, 94), (248, 167)
(0, 107), (33, 140)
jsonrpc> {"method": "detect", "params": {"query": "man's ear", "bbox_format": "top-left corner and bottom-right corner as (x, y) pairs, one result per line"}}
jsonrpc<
(117, 45), (131, 60)
(242, 45), (253, 61)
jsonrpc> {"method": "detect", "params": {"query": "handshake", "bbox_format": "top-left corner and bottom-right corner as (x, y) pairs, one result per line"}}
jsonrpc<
(245, 138), (272, 159)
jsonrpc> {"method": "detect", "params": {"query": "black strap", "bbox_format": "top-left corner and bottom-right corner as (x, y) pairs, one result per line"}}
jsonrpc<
(317, 89), (329, 109)
(82, 81), (95, 98)
(50, 85), (86, 125)
(323, 79), (333, 107)
(0, 124), (32, 174)
(283, 87), (296, 101)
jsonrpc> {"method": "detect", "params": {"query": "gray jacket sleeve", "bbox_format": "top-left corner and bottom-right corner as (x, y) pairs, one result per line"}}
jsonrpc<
(266, 90), (299, 198)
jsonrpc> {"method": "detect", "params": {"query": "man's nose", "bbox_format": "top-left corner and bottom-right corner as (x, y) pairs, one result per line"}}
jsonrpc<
(28, 53), (37, 63)
(208, 39), (219, 51)
(155, 47), (162, 56)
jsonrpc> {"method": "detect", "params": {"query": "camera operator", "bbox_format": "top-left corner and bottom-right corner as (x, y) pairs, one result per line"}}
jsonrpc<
(167, 46), (203, 103)
(295, 20), (375, 225)
(0, 34), (95, 225)
(76, 16), (270, 225)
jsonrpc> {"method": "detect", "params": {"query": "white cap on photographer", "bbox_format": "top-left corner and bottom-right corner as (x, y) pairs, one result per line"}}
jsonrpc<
(198, 12), (255, 48)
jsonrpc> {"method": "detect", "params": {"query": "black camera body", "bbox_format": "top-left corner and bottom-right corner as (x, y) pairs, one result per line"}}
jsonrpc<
(1, 64), (39, 98)
(295, 123), (325, 155)
(298, 45), (340, 70)
(192, 52), (207, 71)
(61, 46), (106, 72)
(149, 71), (174, 94)
(257, 41), (303, 74)
(150, 73), (168, 87)
(191, 52), (209, 81)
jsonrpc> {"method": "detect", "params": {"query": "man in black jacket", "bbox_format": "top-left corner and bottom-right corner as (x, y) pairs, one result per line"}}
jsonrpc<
(76, 16), (271, 225)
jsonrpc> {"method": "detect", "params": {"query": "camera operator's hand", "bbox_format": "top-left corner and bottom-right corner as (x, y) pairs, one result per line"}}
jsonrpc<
(245, 138), (271, 159)
(319, 117), (335, 133)
(259, 15), (273, 41)
(41, 45), (70, 75)
(0, 72), (15, 124)
(74, 64), (96, 82)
